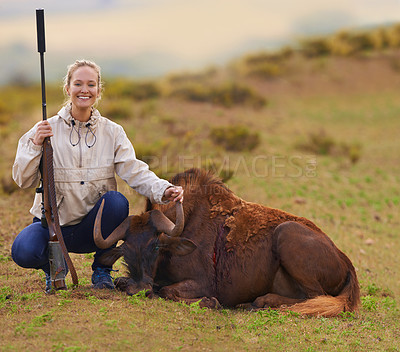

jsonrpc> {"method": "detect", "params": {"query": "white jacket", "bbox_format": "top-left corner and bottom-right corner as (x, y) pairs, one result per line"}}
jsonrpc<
(12, 105), (172, 226)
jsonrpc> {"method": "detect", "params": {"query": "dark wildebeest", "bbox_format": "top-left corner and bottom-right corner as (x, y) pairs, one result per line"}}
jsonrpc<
(94, 168), (360, 317)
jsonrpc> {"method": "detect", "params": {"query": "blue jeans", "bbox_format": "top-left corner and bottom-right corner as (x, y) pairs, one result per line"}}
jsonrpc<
(11, 191), (129, 273)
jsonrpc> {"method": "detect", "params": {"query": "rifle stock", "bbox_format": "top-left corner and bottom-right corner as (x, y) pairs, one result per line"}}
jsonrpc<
(36, 9), (78, 290)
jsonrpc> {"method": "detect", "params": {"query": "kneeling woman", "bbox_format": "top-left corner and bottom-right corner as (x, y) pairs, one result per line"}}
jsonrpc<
(11, 59), (183, 292)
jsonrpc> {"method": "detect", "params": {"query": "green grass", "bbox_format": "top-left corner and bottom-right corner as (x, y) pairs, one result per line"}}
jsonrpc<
(1, 288), (398, 351)
(1, 50), (400, 351)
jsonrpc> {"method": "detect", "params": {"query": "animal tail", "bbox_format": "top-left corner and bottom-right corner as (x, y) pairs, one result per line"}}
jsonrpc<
(286, 266), (360, 318)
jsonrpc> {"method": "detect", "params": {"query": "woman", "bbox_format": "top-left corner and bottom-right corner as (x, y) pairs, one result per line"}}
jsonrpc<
(11, 59), (183, 292)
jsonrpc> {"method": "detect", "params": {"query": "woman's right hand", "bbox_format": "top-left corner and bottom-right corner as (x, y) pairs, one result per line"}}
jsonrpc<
(33, 121), (53, 145)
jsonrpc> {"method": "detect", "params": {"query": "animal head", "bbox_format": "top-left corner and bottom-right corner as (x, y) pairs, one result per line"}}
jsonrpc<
(93, 199), (197, 295)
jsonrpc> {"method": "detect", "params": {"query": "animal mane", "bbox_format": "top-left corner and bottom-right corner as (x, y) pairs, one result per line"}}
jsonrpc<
(129, 212), (151, 230)
(148, 168), (235, 217)
(146, 168), (233, 212)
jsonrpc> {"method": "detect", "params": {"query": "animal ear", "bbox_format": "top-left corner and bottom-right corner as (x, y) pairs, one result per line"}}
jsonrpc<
(159, 233), (197, 256)
(98, 245), (124, 266)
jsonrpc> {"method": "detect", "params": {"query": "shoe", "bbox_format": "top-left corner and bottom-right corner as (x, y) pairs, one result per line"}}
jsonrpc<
(92, 267), (115, 289)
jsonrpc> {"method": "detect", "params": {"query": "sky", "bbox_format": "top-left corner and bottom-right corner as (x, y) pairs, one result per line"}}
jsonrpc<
(0, 0), (400, 83)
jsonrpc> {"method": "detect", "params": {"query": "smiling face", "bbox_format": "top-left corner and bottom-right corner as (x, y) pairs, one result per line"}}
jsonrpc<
(66, 65), (100, 115)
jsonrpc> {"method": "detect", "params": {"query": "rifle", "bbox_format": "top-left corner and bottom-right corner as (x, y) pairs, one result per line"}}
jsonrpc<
(36, 8), (78, 290)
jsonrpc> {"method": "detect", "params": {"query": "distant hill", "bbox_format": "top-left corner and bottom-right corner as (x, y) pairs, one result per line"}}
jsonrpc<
(0, 21), (399, 86)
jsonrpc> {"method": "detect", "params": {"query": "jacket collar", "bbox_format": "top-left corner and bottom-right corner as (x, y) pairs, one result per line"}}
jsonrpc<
(58, 103), (100, 128)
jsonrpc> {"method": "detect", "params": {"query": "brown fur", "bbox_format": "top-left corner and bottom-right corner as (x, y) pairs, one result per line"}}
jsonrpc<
(116, 168), (360, 316)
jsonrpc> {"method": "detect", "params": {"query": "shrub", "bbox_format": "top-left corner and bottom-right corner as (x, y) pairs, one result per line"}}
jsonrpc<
(170, 83), (266, 109)
(348, 32), (375, 52)
(212, 83), (266, 109)
(341, 142), (362, 164)
(106, 79), (161, 101)
(138, 100), (158, 119)
(245, 62), (283, 79)
(368, 28), (389, 50)
(386, 24), (400, 48)
(134, 140), (170, 166)
(167, 67), (217, 85)
(0, 99), (12, 125)
(1, 175), (19, 195)
(210, 125), (260, 152)
(299, 25), (400, 57)
(297, 131), (336, 155)
(240, 48), (293, 79)
(169, 84), (209, 104)
(244, 47), (293, 65)
(99, 99), (133, 120)
(300, 37), (331, 58)
(129, 81), (160, 101)
(329, 31), (356, 56)
(296, 130), (362, 164)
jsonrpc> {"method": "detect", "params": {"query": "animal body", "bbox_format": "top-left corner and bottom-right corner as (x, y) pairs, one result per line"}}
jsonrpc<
(94, 168), (360, 317)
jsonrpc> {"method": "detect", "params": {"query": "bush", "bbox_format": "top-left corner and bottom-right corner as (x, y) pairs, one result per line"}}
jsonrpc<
(170, 83), (266, 109)
(244, 48), (293, 65)
(236, 48), (293, 79)
(386, 24), (400, 48)
(212, 83), (266, 109)
(245, 62), (283, 79)
(300, 37), (331, 58)
(296, 130), (362, 164)
(169, 84), (209, 104)
(368, 28), (389, 50)
(329, 31), (356, 56)
(99, 99), (134, 120)
(167, 67), (217, 85)
(299, 25), (400, 58)
(298, 131), (336, 155)
(1, 175), (19, 195)
(134, 140), (170, 166)
(341, 142), (362, 164)
(0, 99), (12, 125)
(210, 125), (260, 152)
(106, 79), (161, 101)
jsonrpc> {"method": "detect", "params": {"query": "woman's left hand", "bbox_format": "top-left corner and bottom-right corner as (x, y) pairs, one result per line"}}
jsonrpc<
(163, 186), (184, 203)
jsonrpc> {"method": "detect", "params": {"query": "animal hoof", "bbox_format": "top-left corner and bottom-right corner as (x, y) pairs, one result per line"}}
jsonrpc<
(199, 297), (222, 309)
(236, 303), (257, 311)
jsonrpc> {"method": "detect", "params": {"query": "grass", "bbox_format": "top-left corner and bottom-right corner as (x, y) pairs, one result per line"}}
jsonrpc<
(1, 286), (398, 351)
(1, 49), (400, 351)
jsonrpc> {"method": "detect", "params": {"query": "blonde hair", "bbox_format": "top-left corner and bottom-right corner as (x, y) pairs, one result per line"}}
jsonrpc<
(63, 59), (104, 106)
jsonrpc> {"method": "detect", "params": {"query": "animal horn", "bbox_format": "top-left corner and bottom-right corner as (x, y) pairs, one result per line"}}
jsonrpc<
(151, 201), (184, 237)
(93, 199), (130, 249)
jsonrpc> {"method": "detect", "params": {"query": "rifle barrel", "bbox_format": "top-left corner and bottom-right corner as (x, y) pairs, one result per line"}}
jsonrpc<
(36, 9), (46, 53)
(36, 8), (47, 121)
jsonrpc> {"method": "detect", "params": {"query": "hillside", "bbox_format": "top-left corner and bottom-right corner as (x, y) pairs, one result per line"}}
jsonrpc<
(1, 34), (400, 350)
